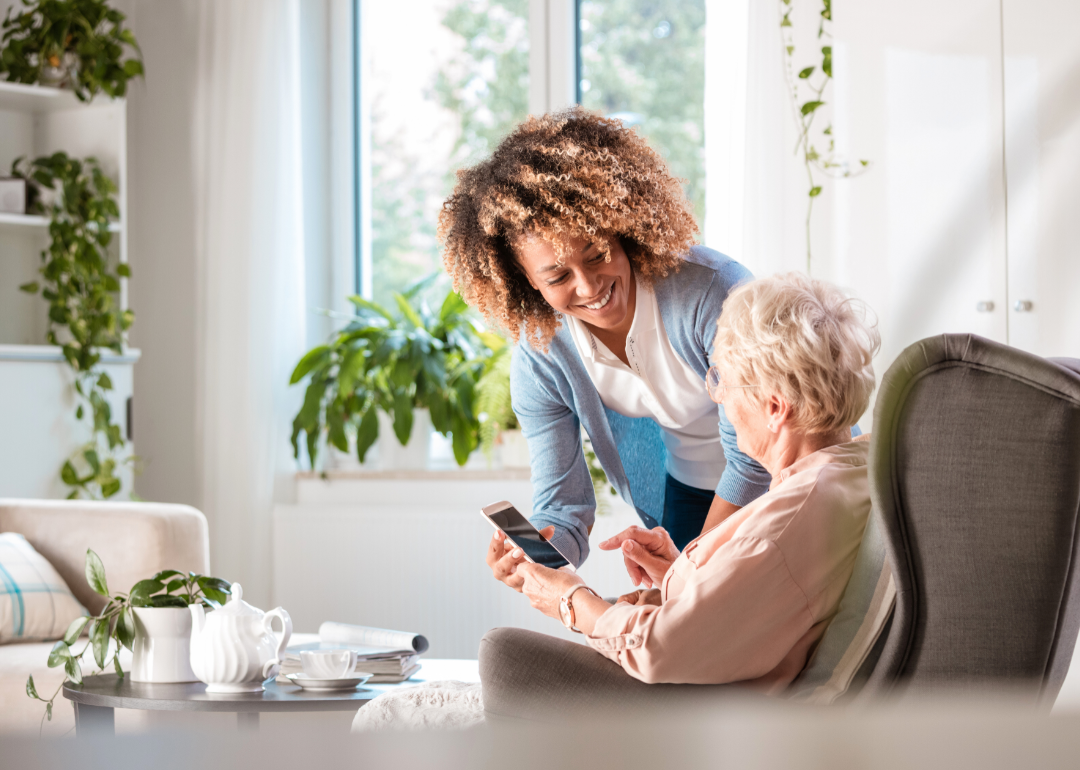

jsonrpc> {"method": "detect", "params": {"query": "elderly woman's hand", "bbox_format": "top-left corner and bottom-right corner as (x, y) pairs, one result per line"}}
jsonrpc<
(486, 526), (556, 591)
(616, 588), (662, 606)
(599, 526), (680, 588)
(517, 563), (584, 620)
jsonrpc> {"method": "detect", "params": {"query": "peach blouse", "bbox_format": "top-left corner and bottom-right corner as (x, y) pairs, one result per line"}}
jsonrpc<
(586, 440), (871, 692)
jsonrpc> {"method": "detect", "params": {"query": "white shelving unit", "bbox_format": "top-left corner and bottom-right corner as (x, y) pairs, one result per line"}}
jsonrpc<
(0, 210), (121, 232)
(0, 81), (137, 499)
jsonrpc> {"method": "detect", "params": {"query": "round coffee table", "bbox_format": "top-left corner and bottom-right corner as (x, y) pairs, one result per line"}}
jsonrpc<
(62, 659), (479, 736)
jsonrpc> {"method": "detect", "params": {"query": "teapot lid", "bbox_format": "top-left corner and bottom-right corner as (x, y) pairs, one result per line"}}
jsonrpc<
(213, 583), (261, 617)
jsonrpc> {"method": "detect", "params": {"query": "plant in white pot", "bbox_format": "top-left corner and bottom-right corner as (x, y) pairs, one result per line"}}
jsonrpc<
(127, 568), (232, 684)
(26, 549), (231, 724)
(289, 274), (500, 471)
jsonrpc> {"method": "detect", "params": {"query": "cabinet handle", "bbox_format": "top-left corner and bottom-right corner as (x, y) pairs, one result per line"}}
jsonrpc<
(976, 301), (995, 313)
(1014, 300), (1034, 312)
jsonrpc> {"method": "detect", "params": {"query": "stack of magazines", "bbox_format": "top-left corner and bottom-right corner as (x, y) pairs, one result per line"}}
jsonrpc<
(279, 621), (429, 683)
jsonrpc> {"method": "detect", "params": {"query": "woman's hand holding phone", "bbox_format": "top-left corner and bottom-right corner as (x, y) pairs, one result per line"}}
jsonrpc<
(486, 526), (556, 592)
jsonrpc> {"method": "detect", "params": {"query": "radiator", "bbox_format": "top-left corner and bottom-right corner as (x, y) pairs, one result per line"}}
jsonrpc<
(271, 477), (643, 659)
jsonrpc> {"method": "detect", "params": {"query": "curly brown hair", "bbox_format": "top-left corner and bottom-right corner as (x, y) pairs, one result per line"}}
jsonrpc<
(438, 107), (699, 349)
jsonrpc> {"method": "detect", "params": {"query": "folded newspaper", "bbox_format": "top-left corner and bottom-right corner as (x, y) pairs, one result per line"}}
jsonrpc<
(281, 622), (429, 683)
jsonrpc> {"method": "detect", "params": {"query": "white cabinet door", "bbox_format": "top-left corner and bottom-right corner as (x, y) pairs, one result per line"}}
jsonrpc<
(1002, 0), (1080, 360)
(833, 0), (1009, 387)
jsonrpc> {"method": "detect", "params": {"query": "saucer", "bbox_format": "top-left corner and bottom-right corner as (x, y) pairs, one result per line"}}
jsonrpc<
(285, 673), (372, 691)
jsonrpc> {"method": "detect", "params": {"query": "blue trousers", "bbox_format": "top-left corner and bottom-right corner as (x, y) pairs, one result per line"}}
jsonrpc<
(660, 474), (715, 552)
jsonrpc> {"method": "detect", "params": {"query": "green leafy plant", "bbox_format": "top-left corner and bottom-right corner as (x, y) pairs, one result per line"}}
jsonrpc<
(0, 0), (143, 102)
(290, 275), (500, 469)
(779, 0), (869, 272)
(15, 152), (133, 499)
(25, 549), (230, 730)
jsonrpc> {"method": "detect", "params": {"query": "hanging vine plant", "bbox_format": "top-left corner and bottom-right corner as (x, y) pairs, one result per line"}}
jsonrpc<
(15, 152), (134, 499)
(779, 0), (870, 272)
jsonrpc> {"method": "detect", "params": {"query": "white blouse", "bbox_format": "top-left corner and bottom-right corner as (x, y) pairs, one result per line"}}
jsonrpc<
(566, 277), (725, 492)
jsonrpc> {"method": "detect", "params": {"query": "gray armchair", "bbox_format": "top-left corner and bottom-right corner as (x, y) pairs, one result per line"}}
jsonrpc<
(856, 333), (1080, 704)
(480, 334), (1080, 718)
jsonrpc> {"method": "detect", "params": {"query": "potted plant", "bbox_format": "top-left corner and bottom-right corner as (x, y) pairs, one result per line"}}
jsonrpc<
(0, 0), (144, 102)
(25, 549), (231, 723)
(289, 275), (499, 470)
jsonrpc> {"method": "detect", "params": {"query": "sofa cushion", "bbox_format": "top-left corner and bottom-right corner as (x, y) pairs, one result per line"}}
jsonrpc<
(0, 500), (210, 614)
(0, 639), (133, 735)
(0, 533), (87, 644)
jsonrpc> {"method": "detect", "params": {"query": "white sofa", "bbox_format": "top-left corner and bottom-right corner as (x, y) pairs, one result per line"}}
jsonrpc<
(0, 499), (209, 735)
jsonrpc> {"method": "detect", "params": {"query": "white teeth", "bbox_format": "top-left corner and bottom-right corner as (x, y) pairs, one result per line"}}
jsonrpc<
(584, 284), (613, 310)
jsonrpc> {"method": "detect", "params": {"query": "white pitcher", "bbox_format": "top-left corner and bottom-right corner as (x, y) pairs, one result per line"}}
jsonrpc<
(189, 583), (292, 693)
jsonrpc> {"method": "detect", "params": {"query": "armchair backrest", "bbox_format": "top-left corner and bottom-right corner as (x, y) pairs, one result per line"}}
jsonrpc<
(0, 499), (210, 614)
(864, 334), (1080, 704)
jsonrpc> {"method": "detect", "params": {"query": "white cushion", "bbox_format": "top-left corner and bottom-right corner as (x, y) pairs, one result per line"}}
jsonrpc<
(0, 533), (87, 644)
(786, 507), (896, 704)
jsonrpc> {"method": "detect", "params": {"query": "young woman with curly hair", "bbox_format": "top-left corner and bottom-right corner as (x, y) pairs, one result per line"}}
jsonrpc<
(440, 107), (774, 591)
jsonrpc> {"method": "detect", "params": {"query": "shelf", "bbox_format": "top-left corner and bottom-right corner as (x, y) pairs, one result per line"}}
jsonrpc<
(0, 81), (122, 113)
(0, 345), (141, 364)
(0, 212), (49, 229)
(0, 212), (122, 233)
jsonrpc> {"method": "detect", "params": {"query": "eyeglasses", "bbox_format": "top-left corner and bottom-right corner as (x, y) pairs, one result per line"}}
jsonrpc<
(706, 365), (755, 403)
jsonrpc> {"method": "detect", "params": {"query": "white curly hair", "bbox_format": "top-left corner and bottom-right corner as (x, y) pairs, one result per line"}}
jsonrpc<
(713, 272), (881, 435)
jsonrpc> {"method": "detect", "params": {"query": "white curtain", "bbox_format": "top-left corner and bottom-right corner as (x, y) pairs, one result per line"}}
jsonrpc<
(193, 0), (307, 606)
(705, 0), (832, 278)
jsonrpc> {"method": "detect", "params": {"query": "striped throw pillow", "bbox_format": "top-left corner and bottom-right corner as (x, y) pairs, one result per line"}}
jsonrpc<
(0, 533), (88, 643)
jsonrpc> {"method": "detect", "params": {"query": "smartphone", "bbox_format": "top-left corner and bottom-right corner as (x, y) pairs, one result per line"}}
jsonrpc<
(481, 501), (574, 571)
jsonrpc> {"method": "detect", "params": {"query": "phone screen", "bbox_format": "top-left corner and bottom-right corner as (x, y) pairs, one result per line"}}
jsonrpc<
(485, 505), (571, 569)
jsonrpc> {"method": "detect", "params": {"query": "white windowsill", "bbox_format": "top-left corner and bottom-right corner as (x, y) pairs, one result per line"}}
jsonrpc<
(297, 467), (531, 482)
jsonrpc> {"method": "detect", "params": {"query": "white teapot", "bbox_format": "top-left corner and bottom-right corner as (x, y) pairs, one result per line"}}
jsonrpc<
(189, 583), (293, 693)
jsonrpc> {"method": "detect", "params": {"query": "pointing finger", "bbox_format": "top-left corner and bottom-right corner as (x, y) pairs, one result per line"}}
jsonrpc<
(599, 526), (648, 550)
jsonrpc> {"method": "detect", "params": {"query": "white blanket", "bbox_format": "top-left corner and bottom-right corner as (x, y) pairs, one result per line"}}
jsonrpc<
(351, 681), (485, 732)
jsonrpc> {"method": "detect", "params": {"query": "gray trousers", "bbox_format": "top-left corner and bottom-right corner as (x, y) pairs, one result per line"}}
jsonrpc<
(479, 627), (750, 721)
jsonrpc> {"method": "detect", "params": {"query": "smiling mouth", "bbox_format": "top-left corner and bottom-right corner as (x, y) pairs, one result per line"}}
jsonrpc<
(580, 282), (614, 311)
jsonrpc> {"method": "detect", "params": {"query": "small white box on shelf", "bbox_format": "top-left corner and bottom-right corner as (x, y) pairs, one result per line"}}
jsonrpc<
(0, 177), (27, 214)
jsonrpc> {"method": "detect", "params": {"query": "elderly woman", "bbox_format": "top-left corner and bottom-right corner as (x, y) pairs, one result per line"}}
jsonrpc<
(441, 107), (774, 586)
(498, 272), (880, 692)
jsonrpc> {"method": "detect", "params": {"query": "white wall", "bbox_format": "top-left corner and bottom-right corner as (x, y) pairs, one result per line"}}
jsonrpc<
(126, 0), (202, 510)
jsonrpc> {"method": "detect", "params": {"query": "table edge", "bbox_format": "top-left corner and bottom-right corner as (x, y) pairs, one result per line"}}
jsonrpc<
(62, 676), (377, 712)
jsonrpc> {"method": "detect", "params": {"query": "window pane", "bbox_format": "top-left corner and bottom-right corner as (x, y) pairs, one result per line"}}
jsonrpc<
(578, 0), (706, 229)
(364, 0), (529, 306)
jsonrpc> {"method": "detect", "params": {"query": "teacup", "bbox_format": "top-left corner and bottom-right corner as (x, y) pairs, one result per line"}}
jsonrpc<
(300, 649), (357, 679)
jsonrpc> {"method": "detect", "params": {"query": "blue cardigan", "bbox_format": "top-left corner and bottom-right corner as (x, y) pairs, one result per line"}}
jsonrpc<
(510, 246), (772, 567)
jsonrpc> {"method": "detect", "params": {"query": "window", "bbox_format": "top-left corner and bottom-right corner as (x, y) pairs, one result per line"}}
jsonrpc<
(577, 0), (707, 229)
(356, 0), (529, 304)
(353, 0), (709, 298)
